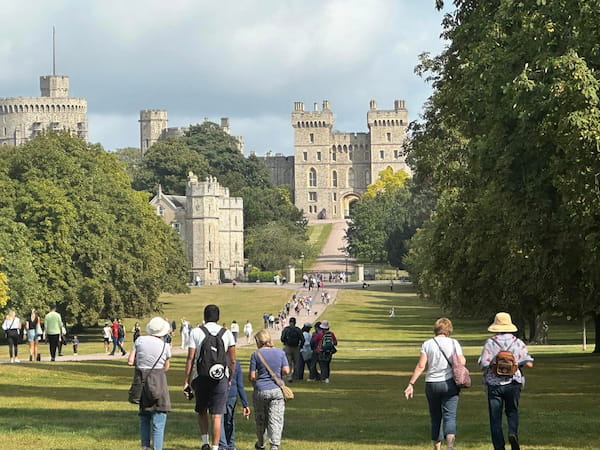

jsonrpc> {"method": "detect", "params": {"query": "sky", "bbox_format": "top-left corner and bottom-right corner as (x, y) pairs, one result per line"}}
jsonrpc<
(0, 0), (450, 155)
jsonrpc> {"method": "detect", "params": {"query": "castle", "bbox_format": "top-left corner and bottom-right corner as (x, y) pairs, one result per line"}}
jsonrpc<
(260, 99), (411, 220)
(139, 110), (244, 154)
(0, 74), (87, 146)
(150, 172), (244, 285)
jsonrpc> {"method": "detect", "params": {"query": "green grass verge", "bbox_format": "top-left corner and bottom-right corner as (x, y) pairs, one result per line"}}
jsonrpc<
(304, 223), (333, 271)
(0, 284), (598, 449)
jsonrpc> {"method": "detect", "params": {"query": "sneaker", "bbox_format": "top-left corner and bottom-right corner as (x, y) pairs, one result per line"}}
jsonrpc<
(254, 443), (265, 450)
(14, 358), (20, 363)
(122, 352), (127, 356)
(58, 354), (63, 357)
(508, 434), (520, 450)
(109, 353), (114, 356)
(29, 355), (33, 362)
(323, 378), (330, 384)
(201, 444), (210, 450)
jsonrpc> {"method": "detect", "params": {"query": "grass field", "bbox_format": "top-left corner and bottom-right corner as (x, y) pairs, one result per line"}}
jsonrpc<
(0, 284), (598, 449)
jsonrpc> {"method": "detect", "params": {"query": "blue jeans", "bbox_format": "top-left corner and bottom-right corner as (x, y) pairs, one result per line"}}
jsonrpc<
(487, 382), (521, 450)
(219, 395), (238, 450)
(425, 379), (459, 441)
(140, 411), (167, 450)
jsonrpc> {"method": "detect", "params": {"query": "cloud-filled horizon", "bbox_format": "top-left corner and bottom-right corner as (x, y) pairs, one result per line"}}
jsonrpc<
(1, 1), (449, 155)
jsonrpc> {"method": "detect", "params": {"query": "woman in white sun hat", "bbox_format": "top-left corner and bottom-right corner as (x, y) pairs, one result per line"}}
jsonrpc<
(478, 312), (534, 450)
(128, 317), (172, 450)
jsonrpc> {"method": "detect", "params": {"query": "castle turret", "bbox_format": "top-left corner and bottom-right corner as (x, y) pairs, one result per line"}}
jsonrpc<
(139, 110), (168, 154)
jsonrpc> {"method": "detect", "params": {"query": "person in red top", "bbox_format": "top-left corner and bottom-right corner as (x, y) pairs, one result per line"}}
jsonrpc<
(311, 320), (337, 384)
(109, 318), (126, 356)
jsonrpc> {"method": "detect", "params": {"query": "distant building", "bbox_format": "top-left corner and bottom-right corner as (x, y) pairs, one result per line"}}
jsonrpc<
(0, 74), (87, 146)
(150, 172), (244, 285)
(139, 110), (244, 155)
(259, 99), (411, 220)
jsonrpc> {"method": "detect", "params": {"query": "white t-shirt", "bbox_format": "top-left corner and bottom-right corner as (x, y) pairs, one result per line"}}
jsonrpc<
(133, 335), (171, 369)
(230, 322), (239, 333)
(188, 322), (235, 379)
(421, 336), (463, 382)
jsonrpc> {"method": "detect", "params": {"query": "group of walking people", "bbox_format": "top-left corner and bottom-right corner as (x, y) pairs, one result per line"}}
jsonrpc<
(405, 312), (534, 450)
(2, 305), (67, 362)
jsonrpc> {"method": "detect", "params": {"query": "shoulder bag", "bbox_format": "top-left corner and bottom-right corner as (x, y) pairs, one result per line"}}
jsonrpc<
(256, 349), (294, 401)
(128, 340), (166, 404)
(434, 338), (472, 389)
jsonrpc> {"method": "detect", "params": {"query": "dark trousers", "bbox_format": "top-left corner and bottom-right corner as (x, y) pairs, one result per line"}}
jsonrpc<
(318, 357), (332, 380)
(308, 354), (320, 380)
(6, 332), (19, 358)
(48, 334), (60, 359)
(487, 382), (521, 450)
(110, 336), (125, 355)
(219, 395), (238, 450)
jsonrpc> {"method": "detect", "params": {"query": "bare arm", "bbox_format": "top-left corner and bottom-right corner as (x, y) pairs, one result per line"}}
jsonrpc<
(183, 347), (196, 387)
(404, 352), (428, 400)
(164, 358), (170, 371)
(227, 345), (236, 383)
(281, 365), (291, 377)
(127, 348), (136, 366)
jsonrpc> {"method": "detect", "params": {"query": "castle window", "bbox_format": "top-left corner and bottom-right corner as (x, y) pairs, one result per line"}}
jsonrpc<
(349, 148), (353, 161)
(310, 133), (314, 143)
(380, 150), (385, 159)
(332, 170), (338, 187)
(364, 151), (369, 160)
(209, 241), (212, 252)
(387, 132), (392, 142)
(309, 168), (317, 187)
(348, 168), (355, 186)
(365, 170), (371, 185)
(157, 205), (165, 216)
(172, 223), (181, 233)
(303, 152), (308, 161)
(309, 192), (317, 202)
(332, 150), (337, 161)
(317, 151), (321, 161)
(333, 192), (337, 201)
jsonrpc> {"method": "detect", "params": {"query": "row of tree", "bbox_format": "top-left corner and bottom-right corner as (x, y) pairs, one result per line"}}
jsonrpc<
(0, 133), (190, 325)
(347, 1), (600, 350)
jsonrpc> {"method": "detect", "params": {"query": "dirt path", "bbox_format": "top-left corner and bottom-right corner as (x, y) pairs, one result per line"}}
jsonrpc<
(310, 219), (355, 272)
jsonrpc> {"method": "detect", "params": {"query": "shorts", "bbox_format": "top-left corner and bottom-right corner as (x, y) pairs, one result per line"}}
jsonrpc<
(103, 338), (110, 343)
(27, 329), (40, 342)
(191, 376), (228, 415)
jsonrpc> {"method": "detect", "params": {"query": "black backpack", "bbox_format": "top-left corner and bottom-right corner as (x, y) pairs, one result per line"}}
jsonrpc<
(197, 326), (227, 380)
(117, 324), (125, 339)
(284, 326), (302, 347)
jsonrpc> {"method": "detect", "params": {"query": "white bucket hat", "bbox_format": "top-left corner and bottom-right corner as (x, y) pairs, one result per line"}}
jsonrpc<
(146, 317), (171, 337)
(488, 312), (518, 333)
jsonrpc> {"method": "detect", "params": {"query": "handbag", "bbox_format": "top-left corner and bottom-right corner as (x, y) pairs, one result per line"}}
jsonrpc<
(434, 338), (472, 389)
(128, 341), (166, 404)
(256, 350), (294, 401)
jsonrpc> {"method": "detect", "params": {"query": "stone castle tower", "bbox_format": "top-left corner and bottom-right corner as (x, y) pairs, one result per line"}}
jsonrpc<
(0, 75), (87, 146)
(150, 172), (244, 285)
(290, 99), (410, 220)
(139, 110), (244, 155)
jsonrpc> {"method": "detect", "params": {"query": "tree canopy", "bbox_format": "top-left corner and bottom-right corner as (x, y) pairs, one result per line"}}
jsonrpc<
(406, 1), (600, 345)
(0, 133), (189, 325)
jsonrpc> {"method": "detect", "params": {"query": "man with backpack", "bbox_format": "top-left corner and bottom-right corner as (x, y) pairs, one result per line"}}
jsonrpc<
(184, 304), (236, 450)
(311, 320), (337, 384)
(280, 317), (304, 382)
(478, 312), (534, 450)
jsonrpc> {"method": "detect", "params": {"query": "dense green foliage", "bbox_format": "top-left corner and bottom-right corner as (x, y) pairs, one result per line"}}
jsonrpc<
(407, 1), (600, 345)
(346, 170), (436, 269)
(130, 121), (309, 271)
(0, 133), (190, 324)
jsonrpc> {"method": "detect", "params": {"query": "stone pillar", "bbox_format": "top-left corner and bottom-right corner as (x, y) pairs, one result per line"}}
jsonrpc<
(286, 266), (296, 284)
(356, 264), (364, 282)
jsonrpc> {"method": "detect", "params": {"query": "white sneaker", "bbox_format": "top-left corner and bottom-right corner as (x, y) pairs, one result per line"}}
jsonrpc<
(323, 378), (330, 384)
(14, 358), (20, 363)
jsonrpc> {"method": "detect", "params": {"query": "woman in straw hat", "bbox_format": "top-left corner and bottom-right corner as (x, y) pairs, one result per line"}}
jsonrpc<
(404, 318), (465, 450)
(128, 317), (172, 450)
(478, 312), (534, 450)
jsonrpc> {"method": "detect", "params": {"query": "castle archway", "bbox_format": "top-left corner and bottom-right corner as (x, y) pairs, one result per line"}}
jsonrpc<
(342, 193), (361, 219)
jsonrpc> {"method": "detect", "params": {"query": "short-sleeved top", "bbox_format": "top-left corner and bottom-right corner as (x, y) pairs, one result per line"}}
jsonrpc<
(479, 333), (534, 385)
(44, 311), (63, 335)
(249, 347), (289, 391)
(421, 336), (464, 382)
(133, 335), (171, 369)
(188, 322), (236, 380)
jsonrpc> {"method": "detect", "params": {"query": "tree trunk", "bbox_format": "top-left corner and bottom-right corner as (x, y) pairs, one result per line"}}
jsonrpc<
(594, 312), (600, 353)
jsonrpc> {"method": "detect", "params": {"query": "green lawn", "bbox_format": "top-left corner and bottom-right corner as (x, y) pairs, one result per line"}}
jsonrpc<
(304, 223), (333, 271)
(0, 285), (598, 449)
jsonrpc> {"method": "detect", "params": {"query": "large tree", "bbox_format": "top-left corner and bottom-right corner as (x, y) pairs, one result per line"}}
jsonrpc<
(0, 133), (190, 324)
(408, 1), (600, 346)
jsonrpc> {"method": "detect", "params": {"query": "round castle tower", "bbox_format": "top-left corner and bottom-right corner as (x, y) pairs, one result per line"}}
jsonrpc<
(0, 75), (87, 146)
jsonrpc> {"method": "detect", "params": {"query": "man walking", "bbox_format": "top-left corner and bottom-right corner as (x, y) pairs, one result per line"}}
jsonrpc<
(280, 317), (304, 382)
(43, 305), (63, 361)
(479, 312), (534, 450)
(109, 318), (126, 356)
(184, 304), (236, 450)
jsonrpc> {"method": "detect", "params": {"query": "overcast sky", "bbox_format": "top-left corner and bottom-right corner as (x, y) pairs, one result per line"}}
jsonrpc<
(1, 0), (450, 155)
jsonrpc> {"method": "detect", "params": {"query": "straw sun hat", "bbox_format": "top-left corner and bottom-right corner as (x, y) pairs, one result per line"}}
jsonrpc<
(146, 317), (171, 337)
(488, 312), (517, 333)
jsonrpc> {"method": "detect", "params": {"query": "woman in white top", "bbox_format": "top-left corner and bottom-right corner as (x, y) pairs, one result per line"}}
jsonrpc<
(243, 320), (253, 343)
(404, 318), (465, 450)
(2, 310), (22, 363)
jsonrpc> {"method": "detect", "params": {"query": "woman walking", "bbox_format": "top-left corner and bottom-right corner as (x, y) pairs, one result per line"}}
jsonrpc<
(404, 318), (465, 450)
(25, 308), (41, 362)
(2, 310), (22, 363)
(128, 317), (172, 450)
(249, 329), (290, 450)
